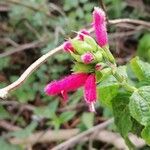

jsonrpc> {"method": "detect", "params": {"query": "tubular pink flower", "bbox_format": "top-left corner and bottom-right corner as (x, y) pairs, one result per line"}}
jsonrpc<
(84, 74), (97, 112)
(92, 7), (108, 47)
(63, 41), (75, 52)
(44, 73), (89, 100)
(78, 29), (90, 41)
(81, 52), (94, 64)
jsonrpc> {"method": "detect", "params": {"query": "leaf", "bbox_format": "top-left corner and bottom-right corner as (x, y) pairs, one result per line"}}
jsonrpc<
(81, 113), (94, 129)
(141, 125), (150, 145)
(10, 122), (37, 138)
(129, 86), (150, 126)
(34, 100), (59, 119)
(130, 57), (150, 81)
(97, 75), (119, 108)
(0, 138), (21, 150)
(0, 106), (10, 120)
(59, 111), (76, 123)
(137, 34), (150, 62)
(112, 92), (132, 137)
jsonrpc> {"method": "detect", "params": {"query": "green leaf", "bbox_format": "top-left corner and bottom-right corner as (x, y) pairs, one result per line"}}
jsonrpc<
(34, 100), (59, 119)
(141, 125), (150, 145)
(0, 106), (10, 120)
(81, 113), (94, 129)
(131, 118), (144, 137)
(59, 111), (76, 123)
(129, 86), (150, 126)
(72, 62), (94, 73)
(112, 92), (132, 137)
(10, 122), (37, 138)
(97, 75), (119, 108)
(130, 57), (150, 81)
(0, 138), (21, 150)
(137, 34), (150, 62)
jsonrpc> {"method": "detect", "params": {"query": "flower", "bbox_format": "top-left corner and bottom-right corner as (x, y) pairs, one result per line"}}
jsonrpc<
(44, 73), (89, 101)
(63, 41), (75, 52)
(92, 7), (108, 47)
(44, 73), (97, 111)
(84, 74), (97, 112)
(81, 52), (94, 64)
(78, 29), (90, 40)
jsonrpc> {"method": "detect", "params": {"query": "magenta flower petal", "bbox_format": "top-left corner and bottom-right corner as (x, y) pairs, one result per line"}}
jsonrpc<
(61, 90), (68, 101)
(45, 73), (89, 100)
(63, 41), (75, 52)
(84, 74), (97, 111)
(81, 52), (94, 64)
(78, 29), (90, 41)
(92, 7), (108, 47)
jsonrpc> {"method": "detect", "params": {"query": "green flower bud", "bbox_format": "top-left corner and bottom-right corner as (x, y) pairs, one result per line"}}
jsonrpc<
(70, 52), (81, 62)
(72, 62), (94, 73)
(103, 45), (115, 64)
(94, 51), (103, 62)
(71, 39), (93, 54)
(84, 35), (97, 51)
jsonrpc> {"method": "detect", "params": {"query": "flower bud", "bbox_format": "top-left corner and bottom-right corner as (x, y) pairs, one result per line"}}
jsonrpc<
(95, 63), (106, 71)
(63, 41), (75, 52)
(78, 29), (90, 40)
(81, 52), (94, 64)
(71, 39), (93, 54)
(84, 35), (97, 51)
(95, 51), (103, 62)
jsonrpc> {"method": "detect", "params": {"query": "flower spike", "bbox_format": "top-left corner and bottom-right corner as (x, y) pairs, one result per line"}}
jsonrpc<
(84, 74), (97, 112)
(92, 7), (108, 47)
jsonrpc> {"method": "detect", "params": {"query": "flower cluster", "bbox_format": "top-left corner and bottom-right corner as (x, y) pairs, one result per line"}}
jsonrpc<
(44, 7), (114, 112)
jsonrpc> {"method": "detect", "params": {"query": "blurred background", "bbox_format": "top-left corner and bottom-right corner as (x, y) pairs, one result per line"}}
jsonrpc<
(0, 0), (150, 149)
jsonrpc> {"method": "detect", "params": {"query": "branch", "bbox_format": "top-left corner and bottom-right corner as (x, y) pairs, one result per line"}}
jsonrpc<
(0, 19), (149, 99)
(51, 119), (113, 150)
(9, 129), (79, 145)
(0, 41), (44, 58)
(0, 44), (63, 99)
(109, 19), (150, 28)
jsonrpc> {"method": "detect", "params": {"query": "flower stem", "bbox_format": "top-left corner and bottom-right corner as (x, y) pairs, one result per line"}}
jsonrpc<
(112, 68), (137, 93)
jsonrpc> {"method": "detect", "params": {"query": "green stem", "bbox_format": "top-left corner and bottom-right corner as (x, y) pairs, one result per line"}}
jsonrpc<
(113, 69), (137, 93)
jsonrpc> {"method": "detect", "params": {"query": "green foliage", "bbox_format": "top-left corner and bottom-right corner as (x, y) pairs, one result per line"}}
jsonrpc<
(81, 112), (94, 129)
(129, 86), (150, 126)
(0, 106), (11, 120)
(0, 138), (21, 150)
(34, 100), (59, 118)
(141, 125), (150, 145)
(137, 34), (150, 62)
(9, 122), (37, 138)
(130, 57), (150, 81)
(97, 75), (119, 108)
(112, 92), (132, 138)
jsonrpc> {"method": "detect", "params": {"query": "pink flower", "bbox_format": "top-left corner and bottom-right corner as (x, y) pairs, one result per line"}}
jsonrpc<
(78, 29), (90, 41)
(63, 41), (75, 52)
(44, 73), (89, 101)
(92, 7), (108, 47)
(84, 74), (97, 112)
(81, 52), (94, 64)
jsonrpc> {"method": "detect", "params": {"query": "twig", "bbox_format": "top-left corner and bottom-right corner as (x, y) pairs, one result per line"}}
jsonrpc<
(109, 18), (150, 28)
(0, 18), (149, 99)
(9, 129), (80, 145)
(0, 41), (44, 58)
(0, 44), (63, 99)
(0, 120), (21, 131)
(51, 119), (113, 150)
(96, 130), (145, 149)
